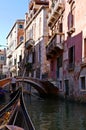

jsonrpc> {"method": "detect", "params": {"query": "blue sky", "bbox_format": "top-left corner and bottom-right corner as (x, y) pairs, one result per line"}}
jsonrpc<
(0, 0), (29, 48)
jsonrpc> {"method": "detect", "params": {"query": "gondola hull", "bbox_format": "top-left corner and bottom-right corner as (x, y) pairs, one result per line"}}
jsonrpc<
(0, 87), (35, 130)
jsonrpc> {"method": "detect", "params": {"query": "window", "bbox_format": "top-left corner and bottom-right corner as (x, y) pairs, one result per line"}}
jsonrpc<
(57, 56), (62, 78)
(39, 44), (41, 62)
(1, 56), (5, 60)
(20, 36), (24, 42)
(69, 46), (75, 69)
(14, 58), (17, 65)
(81, 77), (85, 90)
(84, 39), (86, 60)
(68, 13), (74, 30)
(57, 55), (62, 67)
(59, 23), (63, 33)
(29, 28), (33, 39)
(68, 1), (75, 30)
(19, 55), (22, 62)
(19, 24), (23, 29)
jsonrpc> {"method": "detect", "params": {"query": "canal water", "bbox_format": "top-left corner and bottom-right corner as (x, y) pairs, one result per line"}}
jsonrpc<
(24, 94), (86, 130)
(1, 92), (86, 130)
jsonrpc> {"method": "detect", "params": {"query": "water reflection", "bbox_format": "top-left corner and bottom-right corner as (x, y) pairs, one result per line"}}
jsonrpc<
(0, 93), (86, 130)
(24, 95), (86, 130)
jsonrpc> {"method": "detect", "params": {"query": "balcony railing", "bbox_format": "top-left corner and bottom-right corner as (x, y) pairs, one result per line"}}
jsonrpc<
(48, 0), (65, 27)
(29, 0), (49, 10)
(25, 39), (35, 49)
(46, 33), (64, 59)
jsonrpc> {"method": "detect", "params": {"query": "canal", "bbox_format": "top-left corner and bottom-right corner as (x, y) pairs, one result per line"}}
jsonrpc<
(1, 92), (86, 130)
(24, 94), (86, 130)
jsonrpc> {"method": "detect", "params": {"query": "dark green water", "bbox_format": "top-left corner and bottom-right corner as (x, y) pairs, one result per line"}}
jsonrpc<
(24, 95), (86, 130)
(1, 93), (86, 130)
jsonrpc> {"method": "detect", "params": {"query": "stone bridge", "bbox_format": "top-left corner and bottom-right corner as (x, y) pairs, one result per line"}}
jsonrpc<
(0, 77), (59, 96)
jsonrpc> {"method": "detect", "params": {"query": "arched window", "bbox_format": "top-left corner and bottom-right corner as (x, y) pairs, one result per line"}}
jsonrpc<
(20, 36), (24, 42)
(19, 24), (23, 29)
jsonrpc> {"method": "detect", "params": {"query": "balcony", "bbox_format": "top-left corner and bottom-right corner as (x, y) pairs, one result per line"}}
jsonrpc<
(10, 65), (17, 72)
(7, 54), (12, 58)
(7, 49), (13, 58)
(46, 33), (64, 59)
(25, 39), (35, 49)
(47, 0), (65, 28)
(67, 27), (75, 36)
(29, 0), (49, 10)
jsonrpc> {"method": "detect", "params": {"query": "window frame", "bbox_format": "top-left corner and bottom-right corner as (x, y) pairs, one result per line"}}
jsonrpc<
(68, 46), (75, 69)
(80, 76), (86, 90)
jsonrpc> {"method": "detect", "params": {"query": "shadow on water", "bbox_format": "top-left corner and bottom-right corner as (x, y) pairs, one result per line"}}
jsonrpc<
(0, 96), (5, 103)
(24, 94), (86, 130)
(0, 93), (10, 108)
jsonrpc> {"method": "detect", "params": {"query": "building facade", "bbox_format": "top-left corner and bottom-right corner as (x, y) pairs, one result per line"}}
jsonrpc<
(0, 49), (6, 79)
(24, 0), (49, 79)
(46, 0), (65, 91)
(46, 0), (86, 99)
(5, 0), (86, 100)
(6, 19), (25, 77)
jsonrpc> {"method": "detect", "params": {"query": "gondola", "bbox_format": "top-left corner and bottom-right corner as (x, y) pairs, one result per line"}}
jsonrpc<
(0, 88), (21, 117)
(0, 87), (35, 130)
(0, 87), (8, 97)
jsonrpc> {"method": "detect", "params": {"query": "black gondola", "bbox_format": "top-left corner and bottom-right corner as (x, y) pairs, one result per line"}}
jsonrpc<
(0, 87), (8, 97)
(0, 87), (35, 130)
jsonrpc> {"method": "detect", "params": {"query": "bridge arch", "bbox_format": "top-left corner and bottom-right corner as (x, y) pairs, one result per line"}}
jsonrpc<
(0, 77), (47, 95)
(17, 78), (47, 95)
(0, 77), (59, 96)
